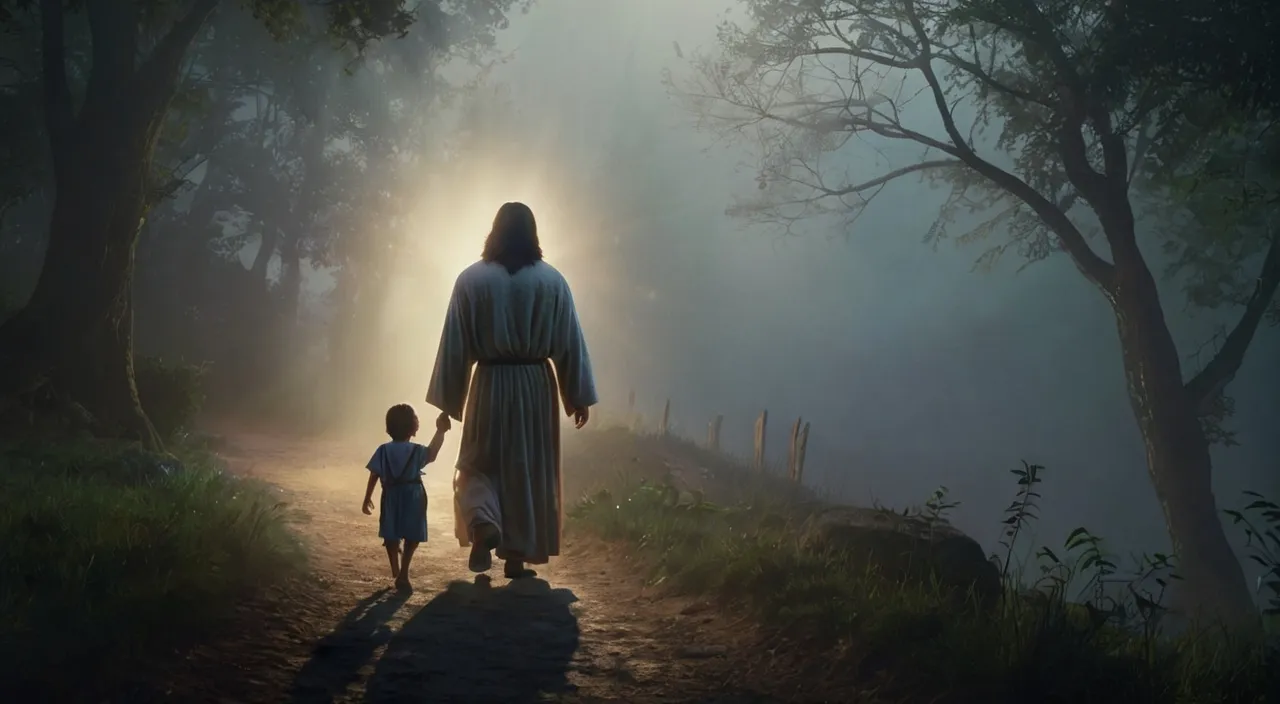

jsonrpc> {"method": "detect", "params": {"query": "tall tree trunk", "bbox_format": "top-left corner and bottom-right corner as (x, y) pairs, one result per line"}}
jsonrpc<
(0, 0), (219, 448)
(1111, 246), (1258, 626)
(276, 229), (303, 387)
(0, 115), (160, 446)
(249, 219), (280, 285)
(278, 228), (303, 329)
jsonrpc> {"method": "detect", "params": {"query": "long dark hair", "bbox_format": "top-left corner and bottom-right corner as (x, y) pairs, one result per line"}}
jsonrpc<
(481, 201), (543, 274)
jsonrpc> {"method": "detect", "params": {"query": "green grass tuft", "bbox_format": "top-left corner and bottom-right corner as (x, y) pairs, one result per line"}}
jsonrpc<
(0, 436), (306, 692)
(568, 469), (1278, 703)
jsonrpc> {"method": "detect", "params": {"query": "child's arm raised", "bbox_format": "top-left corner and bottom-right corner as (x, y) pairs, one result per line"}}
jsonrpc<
(424, 412), (451, 465)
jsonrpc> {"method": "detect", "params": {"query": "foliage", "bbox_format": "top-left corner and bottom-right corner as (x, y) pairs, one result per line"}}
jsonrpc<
(664, 0), (1279, 396)
(1100, 0), (1280, 114)
(569, 458), (1278, 703)
(666, 0), (1276, 307)
(1224, 493), (1280, 621)
(133, 356), (207, 441)
(0, 0), (532, 437)
(665, 0), (1278, 621)
(0, 437), (305, 695)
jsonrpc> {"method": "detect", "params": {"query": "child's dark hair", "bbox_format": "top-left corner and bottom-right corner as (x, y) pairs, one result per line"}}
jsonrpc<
(385, 404), (419, 441)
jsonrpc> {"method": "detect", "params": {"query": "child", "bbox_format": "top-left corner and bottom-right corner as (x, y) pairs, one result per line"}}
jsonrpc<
(362, 404), (450, 591)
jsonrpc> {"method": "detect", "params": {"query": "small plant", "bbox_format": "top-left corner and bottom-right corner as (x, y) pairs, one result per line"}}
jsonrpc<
(1064, 526), (1120, 606)
(922, 485), (961, 536)
(893, 485), (962, 541)
(995, 461), (1045, 585)
(1223, 490), (1280, 625)
(1127, 551), (1178, 645)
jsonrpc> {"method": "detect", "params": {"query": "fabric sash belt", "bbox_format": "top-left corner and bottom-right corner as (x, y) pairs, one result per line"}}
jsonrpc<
(383, 477), (423, 488)
(476, 358), (548, 367)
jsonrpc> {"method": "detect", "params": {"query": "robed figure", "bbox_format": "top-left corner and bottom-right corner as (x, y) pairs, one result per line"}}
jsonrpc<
(426, 202), (597, 579)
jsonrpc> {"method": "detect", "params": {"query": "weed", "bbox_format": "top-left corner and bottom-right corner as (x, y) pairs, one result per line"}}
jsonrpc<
(1224, 492), (1280, 625)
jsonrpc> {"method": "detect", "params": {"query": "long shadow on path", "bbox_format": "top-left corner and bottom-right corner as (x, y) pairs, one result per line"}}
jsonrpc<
(363, 576), (581, 703)
(291, 588), (411, 703)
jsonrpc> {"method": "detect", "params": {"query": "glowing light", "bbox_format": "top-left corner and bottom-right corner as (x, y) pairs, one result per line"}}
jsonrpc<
(409, 181), (574, 283)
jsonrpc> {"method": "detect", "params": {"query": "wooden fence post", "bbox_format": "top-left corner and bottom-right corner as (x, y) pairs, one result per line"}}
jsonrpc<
(753, 409), (768, 472)
(787, 417), (802, 481)
(707, 414), (723, 451)
(794, 421), (810, 484)
(658, 399), (670, 437)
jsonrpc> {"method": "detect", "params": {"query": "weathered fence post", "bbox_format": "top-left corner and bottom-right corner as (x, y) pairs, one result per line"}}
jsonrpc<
(753, 410), (768, 472)
(794, 421), (810, 484)
(658, 399), (670, 437)
(707, 414), (723, 451)
(787, 417), (803, 481)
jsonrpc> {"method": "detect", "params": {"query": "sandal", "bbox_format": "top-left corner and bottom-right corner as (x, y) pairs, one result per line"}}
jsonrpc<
(468, 523), (501, 573)
(503, 560), (537, 580)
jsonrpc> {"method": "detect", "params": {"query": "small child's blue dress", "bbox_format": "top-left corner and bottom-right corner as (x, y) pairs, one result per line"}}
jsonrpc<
(366, 441), (434, 543)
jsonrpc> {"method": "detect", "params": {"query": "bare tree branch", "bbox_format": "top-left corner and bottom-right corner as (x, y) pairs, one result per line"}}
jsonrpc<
(817, 158), (963, 197)
(1185, 232), (1280, 410)
(1013, 0), (1130, 188)
(936, 52), (1050, 107)
(134, 0), (221, 117)
(902, 0), (1115, 290)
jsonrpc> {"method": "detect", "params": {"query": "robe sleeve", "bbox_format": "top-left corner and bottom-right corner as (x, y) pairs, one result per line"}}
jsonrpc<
(551, 278), (598, 412)
(426, 276), (473, 422)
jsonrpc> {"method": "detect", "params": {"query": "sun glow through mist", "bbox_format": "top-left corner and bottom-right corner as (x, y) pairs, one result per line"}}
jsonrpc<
(354, 155), (633, 425)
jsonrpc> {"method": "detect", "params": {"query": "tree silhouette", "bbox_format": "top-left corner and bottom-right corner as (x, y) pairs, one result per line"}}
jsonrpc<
(669, 0), (1278, 624)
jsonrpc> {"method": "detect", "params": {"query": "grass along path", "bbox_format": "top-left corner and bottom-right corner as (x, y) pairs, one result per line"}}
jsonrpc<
(113, 429), (803, 704)
(0, 437), (305, 700)
(6, 425), (1271, 703)
(565, 430), (1279, 704)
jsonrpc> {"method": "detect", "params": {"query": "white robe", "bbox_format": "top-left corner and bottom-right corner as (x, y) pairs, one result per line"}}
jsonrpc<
(426, 259), (597, 564)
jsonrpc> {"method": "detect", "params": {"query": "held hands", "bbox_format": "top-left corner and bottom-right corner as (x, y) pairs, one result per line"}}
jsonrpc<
(362, 497), (375, 515)
(436, 412), (452, 433)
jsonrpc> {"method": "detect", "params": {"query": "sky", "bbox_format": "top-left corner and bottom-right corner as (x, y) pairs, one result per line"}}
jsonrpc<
(296, 0), (1278, 586)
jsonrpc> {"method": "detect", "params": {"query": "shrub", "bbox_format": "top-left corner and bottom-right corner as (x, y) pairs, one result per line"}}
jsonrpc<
(568, 451), (1278, 703)
(0, 437), (305, 696)
(134, 355), (206, 440)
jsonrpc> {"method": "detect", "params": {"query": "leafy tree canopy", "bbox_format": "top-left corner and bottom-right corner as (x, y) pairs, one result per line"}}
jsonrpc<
(667, 0), (1279, 623)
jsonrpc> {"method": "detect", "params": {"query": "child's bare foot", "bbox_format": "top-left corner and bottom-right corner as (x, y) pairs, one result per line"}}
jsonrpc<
(395, 576), (412, 592)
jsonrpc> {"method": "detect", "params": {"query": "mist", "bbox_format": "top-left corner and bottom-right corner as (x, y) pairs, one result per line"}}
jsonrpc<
(16, 0), (1261, 582)
(283, 0), (1273, 581)
(6, 2), (1279, 698)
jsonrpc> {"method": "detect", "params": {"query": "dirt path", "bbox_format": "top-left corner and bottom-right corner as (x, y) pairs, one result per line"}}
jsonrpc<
(126, 432), (795, 704)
